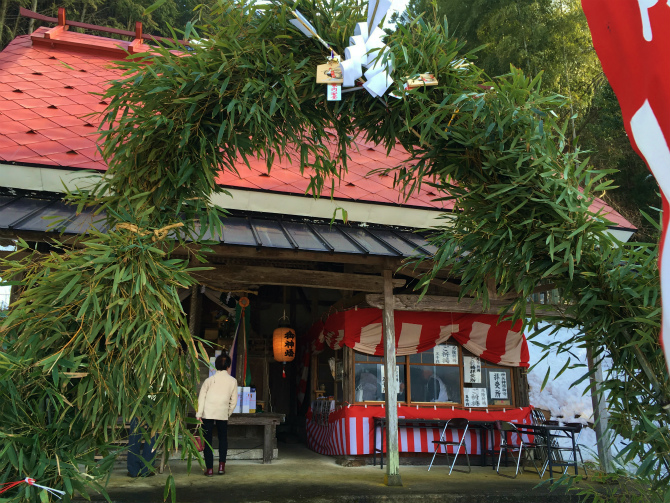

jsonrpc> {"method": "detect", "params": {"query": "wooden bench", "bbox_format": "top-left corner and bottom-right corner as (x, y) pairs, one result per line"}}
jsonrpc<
(228, 413), (285, 464)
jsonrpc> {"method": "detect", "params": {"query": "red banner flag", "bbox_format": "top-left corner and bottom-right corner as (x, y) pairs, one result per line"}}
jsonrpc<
(582, 0), (670, 370)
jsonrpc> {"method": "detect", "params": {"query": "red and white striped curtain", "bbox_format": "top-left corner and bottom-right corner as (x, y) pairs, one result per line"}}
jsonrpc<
(308, 308), (529, 367)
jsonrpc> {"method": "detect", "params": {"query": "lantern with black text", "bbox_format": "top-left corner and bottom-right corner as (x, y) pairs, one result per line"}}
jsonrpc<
(273, 322), (296, 378)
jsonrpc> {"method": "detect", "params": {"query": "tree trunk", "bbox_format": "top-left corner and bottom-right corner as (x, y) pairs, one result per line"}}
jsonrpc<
(0, 0), (11, 47)
(28, 0), (38, 34)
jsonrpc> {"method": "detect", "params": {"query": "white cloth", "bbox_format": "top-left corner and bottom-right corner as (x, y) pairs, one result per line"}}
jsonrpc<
(196, 370), (238, 420)
(426, 374), (449, 402)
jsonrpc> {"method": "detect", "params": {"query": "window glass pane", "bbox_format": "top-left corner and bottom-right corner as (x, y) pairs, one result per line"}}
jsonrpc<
(340, 227), (397, 256)
(355, 363), (406, 402)
(252, 219), (293, 248)
(222, 217), (257, 246)
(354, 352), (382, 363)
(311, 224), (362, 254)
(409, 345), (458, 364)
(409, 365), (460, 403)
(282, 221), (329, 251)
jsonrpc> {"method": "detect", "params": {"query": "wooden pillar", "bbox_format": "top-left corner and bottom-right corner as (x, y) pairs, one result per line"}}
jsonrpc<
(310, 354), (318, 404)
(382, 270), (402, 486)
(343, 346), (354, 404)
(587, 348), (614, 473)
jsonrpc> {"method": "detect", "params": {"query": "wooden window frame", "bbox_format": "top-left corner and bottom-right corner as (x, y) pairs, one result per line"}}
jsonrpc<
(352, 344), (518, 409)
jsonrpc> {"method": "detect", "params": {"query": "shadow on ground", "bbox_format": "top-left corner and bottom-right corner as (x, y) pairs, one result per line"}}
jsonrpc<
(79, 443), (588, 503)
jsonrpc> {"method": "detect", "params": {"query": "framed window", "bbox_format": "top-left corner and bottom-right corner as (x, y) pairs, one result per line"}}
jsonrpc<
(352, 344), (515, 408)
(354, 353), (406, 403)
(408, 344), (461, 404)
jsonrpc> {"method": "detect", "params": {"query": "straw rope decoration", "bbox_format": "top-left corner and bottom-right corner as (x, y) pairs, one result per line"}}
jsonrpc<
(116, 222), (185, 242)
(289, 0), (395, 98)
(0, 478), (66, 499)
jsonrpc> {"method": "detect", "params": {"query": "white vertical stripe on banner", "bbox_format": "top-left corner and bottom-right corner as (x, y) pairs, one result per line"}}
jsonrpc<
(464, 430), (473, 456)
(437, 324), (459, 344)
(341, 418), (348, 455)
(354, 323), (383, 353)
(349, 417), (358, 455)
(334, 419), (341, 455)
(470, 321), (492, 348)
(335, 329), (345, 348)
(502, 329), (523, 365)
(362, 417), (370, 454)
(397, 323), (422, 355)
(413, 425), (422, 453)
(399, 427), (408, 452)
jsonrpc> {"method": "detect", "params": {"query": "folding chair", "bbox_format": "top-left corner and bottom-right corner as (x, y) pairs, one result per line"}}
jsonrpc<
(428, 418), (471, 474)
(496, 421), (544, 479)
(560, 422), (588, 478)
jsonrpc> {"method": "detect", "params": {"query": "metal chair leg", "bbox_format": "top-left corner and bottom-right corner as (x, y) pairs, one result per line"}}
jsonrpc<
(448, 438), (470, 475)
(429, 425), (449, 471)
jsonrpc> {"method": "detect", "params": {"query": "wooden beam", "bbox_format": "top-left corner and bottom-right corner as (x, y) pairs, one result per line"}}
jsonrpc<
(196, 265), (405, 292)
(365, 294), (565, 317)
(382, 270), (402, 486)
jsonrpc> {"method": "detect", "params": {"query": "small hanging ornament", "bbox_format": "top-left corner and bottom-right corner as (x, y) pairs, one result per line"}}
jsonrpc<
(272, 311), (296, 378)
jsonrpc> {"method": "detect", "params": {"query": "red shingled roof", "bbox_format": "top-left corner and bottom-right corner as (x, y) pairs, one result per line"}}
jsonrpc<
(0, 29), (634, 228)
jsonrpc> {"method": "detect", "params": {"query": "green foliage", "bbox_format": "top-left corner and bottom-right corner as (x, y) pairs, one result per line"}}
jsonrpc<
(0, 1), (668, 501)
(405, 0), (659, 236)
(0, 224), (208, 500)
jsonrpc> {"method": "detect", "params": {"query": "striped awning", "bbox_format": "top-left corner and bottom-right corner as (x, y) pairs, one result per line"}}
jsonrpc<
(308, 308), (529, 368)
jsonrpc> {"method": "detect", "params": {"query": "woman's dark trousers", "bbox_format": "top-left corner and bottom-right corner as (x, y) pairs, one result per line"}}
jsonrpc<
(202, 419), (228, 469)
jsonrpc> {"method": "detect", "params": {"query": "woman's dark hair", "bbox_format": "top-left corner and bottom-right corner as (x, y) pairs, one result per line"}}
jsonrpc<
(215, 354), (231, 371)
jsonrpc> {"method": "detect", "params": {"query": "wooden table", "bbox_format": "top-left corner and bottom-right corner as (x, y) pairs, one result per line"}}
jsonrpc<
(229, 413), (285, 464)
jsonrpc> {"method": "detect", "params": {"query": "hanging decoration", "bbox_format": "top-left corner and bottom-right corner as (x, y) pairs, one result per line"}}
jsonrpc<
(230, 297), (251, 385)
(0, 478), (66, 499)
(290, 0), (438, 100)
(273, 312), (296, 378)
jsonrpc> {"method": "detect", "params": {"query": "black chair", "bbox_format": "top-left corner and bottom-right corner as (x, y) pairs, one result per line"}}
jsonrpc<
(428, 418), (471, 474)
(559, 422), (588, 478)
(495, 421), (544, 478)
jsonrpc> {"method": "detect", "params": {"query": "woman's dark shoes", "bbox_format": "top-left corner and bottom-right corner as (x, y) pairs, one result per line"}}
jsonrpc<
(218, 462), (225, 475)
(204, 468), (214, 477)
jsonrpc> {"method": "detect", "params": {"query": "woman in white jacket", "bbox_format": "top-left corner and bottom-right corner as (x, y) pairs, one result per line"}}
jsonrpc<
(197, 354), (238, 476)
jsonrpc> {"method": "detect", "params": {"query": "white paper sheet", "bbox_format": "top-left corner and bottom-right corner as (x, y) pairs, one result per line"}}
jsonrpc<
(349, 34), (367, 49)
(434, 344), (459, 365)
(340, 58), (363, 87)
(464, 356), (482, 383)
(289, 9), (317, 38)
(489, 371), (508, 399)
(364, 49), (392, 79)
(367, 0), (393, 32)
(378, 363), (400, 394)
(364, 28), (386, 67)
(363, 70), (393, 98)
(354, 22), (369, 41)
(464, 388), (488, 408)
(326, 83), (341, 101)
